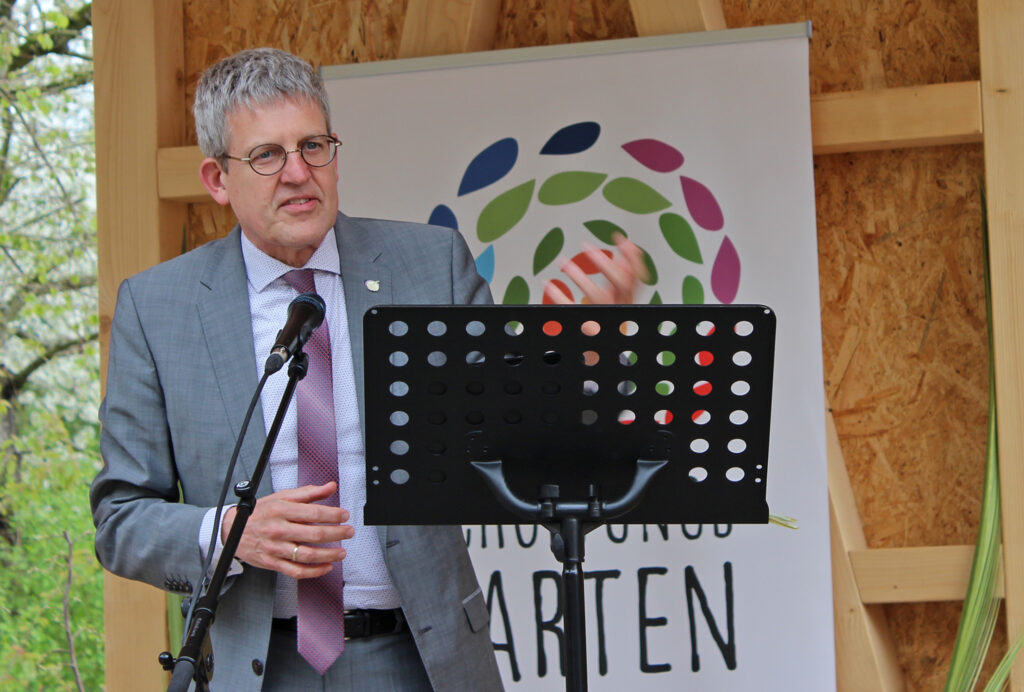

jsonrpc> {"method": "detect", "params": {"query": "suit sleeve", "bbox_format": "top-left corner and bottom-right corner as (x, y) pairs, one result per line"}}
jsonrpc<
(449, 227), (494, 307)
(90, 279), (207, 594)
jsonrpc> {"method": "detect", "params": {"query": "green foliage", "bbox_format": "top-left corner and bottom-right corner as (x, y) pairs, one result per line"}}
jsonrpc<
(0, 1), (98, 690)
(944, 184), (1023, 690)
(0, 399), (103, 691)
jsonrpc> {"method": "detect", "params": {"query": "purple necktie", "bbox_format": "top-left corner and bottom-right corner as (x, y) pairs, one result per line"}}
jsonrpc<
(282, 269), (345, 674)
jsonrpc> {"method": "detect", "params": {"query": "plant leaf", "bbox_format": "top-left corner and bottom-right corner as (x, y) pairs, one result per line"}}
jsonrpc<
(946, 183), (1008, 692)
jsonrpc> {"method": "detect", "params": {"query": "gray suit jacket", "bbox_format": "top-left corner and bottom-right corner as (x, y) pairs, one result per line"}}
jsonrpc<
(91, 213), (503, 690)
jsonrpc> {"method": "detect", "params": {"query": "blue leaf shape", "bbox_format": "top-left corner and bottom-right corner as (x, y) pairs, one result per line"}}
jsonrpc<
(428, 204), (458, 230)
(540, 121), (600, 155)
(459, 138), (518, 196)
(475, 245), (495, 283)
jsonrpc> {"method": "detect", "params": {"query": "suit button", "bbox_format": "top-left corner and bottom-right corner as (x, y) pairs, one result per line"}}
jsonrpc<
(251, 659), (264, 676)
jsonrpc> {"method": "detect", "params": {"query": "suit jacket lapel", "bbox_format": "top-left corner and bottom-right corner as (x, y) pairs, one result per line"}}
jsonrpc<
(335, 214), (393, 547)
(195, 228), (270, 495)
(335, 213), (392, 430)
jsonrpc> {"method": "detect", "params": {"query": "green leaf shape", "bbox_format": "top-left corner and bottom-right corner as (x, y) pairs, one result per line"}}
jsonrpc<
(502, 275), (530, 305)
(583, 219), (627, 245)
(683, 275), (704, 304)
(602, 177), (671, 214)
(638, 246), (658, 286)
(477, 180), (535, 243)
(660, 213), (703, 263)
(538, 171), (607, 205)
(649, 291), (663, 305)
(533, 227), (564, 275)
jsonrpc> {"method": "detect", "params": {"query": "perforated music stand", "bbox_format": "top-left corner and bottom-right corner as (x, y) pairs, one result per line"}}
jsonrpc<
(364, 305), (775, 691)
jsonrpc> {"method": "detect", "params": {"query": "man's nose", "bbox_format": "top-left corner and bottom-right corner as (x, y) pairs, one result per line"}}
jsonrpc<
(279, 148), (312, 183)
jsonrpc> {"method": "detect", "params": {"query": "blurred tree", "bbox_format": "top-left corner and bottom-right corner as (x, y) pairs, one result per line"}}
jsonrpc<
(0, 2), (100, 690)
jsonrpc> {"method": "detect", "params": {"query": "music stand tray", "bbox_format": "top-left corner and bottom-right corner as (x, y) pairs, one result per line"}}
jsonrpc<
(364, 304), (776, 690)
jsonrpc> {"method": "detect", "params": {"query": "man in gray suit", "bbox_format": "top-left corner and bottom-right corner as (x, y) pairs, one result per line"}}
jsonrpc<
(92, 48), (645, 690)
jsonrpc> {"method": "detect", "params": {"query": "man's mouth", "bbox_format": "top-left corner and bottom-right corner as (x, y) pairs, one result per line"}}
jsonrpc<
(283, 197), (314, 206)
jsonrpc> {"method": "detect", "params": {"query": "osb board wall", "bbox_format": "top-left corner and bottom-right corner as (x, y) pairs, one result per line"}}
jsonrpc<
(180, 1), (990, 688)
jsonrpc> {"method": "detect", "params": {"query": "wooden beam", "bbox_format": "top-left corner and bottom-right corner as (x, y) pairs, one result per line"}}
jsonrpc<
(812, 81), (983, 154)
(155, 82), (985, 204)
(157, 146), (209, 203)
(94, 0), (186, 688)
(979, 1), (1024, 689)
(851, 545), (1003, 604)
(398, 0), (500, 59)
(629, 0), (727, 34)
(828, 412), (905, 691)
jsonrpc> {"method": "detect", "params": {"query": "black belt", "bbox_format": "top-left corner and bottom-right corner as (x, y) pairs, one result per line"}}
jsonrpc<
(272, 608), (406, 639)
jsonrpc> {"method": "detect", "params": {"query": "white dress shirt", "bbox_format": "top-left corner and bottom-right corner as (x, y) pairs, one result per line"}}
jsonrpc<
(200, 229), (400, 615)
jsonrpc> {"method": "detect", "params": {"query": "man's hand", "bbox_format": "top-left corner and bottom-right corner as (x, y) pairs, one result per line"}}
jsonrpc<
(221, 482), (353, 580)
(544, 232), (649, 305)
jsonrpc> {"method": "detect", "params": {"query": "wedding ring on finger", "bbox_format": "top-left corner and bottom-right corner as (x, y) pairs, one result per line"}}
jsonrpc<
(292, 544), (300, 562)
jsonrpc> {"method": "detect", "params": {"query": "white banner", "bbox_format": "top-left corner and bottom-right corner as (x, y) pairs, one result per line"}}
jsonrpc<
(326, 24), (833, 690)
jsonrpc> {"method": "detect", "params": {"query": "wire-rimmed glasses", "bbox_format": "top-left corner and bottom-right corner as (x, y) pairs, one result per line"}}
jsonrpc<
(223, 135), (341, 176)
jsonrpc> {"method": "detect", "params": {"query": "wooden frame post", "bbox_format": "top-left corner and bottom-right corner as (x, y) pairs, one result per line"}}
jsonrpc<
(978, 0), (1024, 689)
(94, 0), (187, 688)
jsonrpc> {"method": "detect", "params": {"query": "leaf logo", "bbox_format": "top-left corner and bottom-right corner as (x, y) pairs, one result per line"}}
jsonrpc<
(428, 121), (740, 305)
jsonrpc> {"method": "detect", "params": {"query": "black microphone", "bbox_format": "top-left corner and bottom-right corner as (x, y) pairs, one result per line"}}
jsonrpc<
(264, 292), (326, 374)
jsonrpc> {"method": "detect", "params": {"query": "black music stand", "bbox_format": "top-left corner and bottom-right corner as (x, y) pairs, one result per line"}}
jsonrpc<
(364, 305), (776, 692)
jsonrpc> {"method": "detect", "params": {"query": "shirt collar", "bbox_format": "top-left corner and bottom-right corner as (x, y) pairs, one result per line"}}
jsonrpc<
(240, 228), (341, 293)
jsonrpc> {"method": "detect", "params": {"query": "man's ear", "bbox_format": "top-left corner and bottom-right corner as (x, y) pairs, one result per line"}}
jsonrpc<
(198, 157), (231, 206)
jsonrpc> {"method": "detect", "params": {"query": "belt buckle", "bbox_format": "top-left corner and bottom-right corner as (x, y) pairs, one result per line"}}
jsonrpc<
(343, 609), (370, 640)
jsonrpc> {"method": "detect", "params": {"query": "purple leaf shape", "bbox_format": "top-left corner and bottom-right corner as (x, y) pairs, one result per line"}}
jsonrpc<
(622, 139), (683, 172)
(459, 138), (518, 196)
(711, 236), (740, 304)
(680, 176), (724, 231)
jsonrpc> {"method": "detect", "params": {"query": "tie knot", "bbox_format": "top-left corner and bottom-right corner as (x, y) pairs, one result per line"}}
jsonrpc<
(283, 268), (316, 294)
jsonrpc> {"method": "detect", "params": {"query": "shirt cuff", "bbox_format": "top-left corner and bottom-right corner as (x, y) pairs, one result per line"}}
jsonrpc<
(199, 505), (244, 579)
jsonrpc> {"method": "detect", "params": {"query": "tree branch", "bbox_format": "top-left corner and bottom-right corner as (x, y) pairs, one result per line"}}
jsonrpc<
(0, 90), (75, 212)
(7, 3), (91, 74)
(0, 273), (96, 340)
(0, 330), (98, 401)
(24, 274), (97, 295)
(36, 67), (92, 96)
(0, 1), (16, 24)
(61, 530), (85, 692)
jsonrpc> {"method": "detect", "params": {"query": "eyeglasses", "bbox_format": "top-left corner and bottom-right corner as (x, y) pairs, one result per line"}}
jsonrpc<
(223, 135), (341, 176)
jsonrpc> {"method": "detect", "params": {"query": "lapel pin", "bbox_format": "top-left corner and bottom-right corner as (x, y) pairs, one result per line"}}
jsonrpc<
(365, 279), (380, 292)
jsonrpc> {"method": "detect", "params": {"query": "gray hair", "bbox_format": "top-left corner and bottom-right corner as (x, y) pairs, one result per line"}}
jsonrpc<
(193, 48), (331, 159)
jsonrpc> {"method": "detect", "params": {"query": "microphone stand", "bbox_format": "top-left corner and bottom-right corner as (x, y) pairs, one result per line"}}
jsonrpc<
(163, 352), (309, 691)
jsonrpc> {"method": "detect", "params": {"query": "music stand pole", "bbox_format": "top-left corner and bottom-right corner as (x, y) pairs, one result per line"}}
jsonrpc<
(472, 459), (667, 692)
